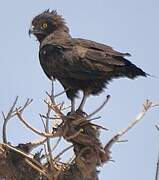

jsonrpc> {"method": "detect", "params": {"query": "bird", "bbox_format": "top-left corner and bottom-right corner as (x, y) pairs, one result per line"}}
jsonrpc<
(29, 10), (147, 113)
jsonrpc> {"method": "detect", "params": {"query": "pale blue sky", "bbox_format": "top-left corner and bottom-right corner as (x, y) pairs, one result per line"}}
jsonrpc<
(0, 0), (159, 180)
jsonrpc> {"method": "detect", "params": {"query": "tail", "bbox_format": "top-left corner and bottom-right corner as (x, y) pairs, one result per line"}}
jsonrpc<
(114, 56), (148, 79)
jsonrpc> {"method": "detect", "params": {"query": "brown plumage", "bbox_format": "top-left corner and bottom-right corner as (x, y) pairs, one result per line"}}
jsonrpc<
(29, 10), (147, 112)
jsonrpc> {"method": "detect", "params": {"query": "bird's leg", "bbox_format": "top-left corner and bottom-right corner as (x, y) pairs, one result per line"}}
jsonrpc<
(76, 92), (88, 113)
(71, 98), (75, 112)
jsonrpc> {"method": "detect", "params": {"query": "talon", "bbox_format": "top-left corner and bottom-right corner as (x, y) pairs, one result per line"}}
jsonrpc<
(67, 111), (76, 116)
(76, 109), (88, 117)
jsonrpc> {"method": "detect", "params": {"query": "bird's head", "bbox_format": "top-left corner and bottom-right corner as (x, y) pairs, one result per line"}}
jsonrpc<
(29, 10), (69, 42)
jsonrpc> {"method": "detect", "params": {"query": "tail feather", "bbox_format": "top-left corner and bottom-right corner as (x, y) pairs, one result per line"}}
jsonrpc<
(114, 56), (148, 79)
(124, 62), (147, 79)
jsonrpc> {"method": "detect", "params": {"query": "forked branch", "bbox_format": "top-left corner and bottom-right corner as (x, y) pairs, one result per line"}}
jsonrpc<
(1, 85), (158, 180)
(105, 100), (158, 151)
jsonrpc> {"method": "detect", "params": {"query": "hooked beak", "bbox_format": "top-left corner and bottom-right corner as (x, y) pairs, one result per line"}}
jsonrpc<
(28, 29), (33, 37)
(28, 25), (44, 37)
(28, 25), (35, 37)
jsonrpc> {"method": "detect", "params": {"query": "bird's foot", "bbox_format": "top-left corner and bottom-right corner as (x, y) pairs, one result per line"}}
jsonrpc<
(67, 111), (75, 116)
(75, 109), (88, 117)
(67, 109), (87, 117)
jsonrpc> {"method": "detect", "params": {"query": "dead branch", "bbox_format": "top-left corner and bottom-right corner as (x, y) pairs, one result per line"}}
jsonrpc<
(45, 107), (54, 169)
(3, 143), (50, 177)
(54, 88), (69, 98)
(0, 85), (158, 180)
(54, 145), (73, 160)
(156, 125), (159, 180)
(16, 110), (61, 138)
(45, 78), (64, 117)
(87, 95), (111, 119)
(24, 158), (51, 179)
(31, 138), (47, 149)
(44, 79), (62, 170)
(104, 99), (158, 152)
(44, 99), (64, 118)
(52, 137), (62, 152)
(2, 96), (18, 143)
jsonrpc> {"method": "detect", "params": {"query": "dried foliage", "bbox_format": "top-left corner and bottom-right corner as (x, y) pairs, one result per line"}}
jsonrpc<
(0, 80), (158, 180)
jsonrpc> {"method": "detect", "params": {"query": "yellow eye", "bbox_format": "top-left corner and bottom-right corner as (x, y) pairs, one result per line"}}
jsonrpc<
(42, 23), (48, 29)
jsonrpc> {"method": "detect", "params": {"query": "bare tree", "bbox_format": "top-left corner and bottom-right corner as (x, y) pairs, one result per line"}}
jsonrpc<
(0, 80), (158, 180)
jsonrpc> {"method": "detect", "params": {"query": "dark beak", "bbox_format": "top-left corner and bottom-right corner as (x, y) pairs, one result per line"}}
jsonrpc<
(28, 26), (44, 38)
(28, 25), (35, 37)
(28, 29), (33, 37)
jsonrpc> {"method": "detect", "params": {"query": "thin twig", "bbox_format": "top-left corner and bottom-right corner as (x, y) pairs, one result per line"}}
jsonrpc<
(19, 98), (33, 114)
(79, 119), (108, 130)
(104, 100), (157, 151)
(156, 125), (159, 131)
(39, 114), (46, 129)
(67, 154), (76, 165)
(59, 101), (65, 110)
(155, 149), (159, 180)
(54, 145), (73, 160)
(46, 78), (65, 117)
(155, 125), (159, 180)
(40, 114), (61, 121)
(61, 105), (71, 111)
(44, 100), (64, 118)
(45, 105), (54, 169)
(151, 103), (159, 108)
(89, 123), (108, 130)
(2, 96), (19, 143)
(116, 140), (128, 143)
(88, 116), (101, 121)
(87, 95), (111, 119)
(8, 99), (33, 119)
(54, 88), (69, 98)
(16, 110), (60, 137)
(51, 76), (55, 103)
(43, 144), (50, 163)
(31, 138), (47, 148)
(117, 100), (152, 137)
(52, 137), (62, 152)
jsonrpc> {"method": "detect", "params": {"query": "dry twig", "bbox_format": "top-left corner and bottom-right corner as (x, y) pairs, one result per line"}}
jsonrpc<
(3, 143), (50, 178)
(16, 110), (61, 138)
(2, 96), (19, 143)
(156, 125), (159, 180)
(87, 95), (111, 119)
(54, 145), (73, 160)
(105, 100), (158, 151)
(1, 80), (158, 180)
(45, 81), (55, 170)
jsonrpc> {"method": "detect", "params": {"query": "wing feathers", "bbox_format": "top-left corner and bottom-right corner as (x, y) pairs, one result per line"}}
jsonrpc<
(40, 37), (146, 84)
